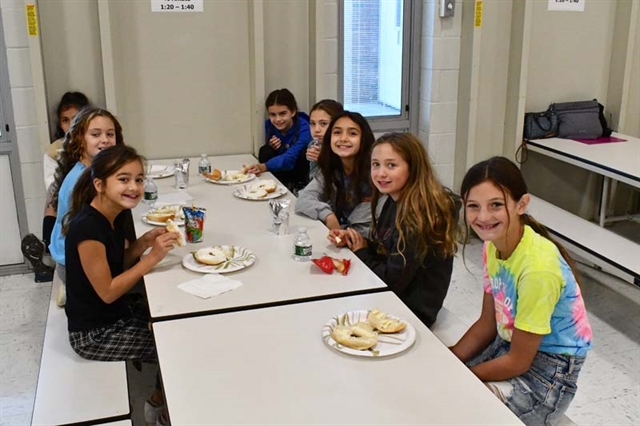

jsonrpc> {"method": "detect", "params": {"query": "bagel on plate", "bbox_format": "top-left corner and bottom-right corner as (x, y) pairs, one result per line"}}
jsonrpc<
(204, 169), (222, 181)
(367, 308), (406, 333)
(258, 179), (277, 193)
(246, 187), (268, 199)
(146, 211), (175, 223)
(194, 246), (228, 265)
(331, 321), (378, 350)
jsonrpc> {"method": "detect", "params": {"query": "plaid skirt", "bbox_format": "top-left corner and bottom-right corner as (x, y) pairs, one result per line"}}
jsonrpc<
(68, 294), (157, 363)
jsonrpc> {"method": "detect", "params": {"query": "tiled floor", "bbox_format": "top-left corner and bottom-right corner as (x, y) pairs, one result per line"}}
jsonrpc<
(0, 238), (638, 425)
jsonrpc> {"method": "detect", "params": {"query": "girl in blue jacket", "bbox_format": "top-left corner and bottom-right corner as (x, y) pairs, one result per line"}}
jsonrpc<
(246, 88), (312, 191)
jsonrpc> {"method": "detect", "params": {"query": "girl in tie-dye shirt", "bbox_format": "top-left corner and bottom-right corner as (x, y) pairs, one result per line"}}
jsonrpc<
(451, 157), (592, 426)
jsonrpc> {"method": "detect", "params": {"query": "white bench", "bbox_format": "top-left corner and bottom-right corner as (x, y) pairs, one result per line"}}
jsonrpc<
(31, 279), (130, 425)
(527, 188), (639, 287)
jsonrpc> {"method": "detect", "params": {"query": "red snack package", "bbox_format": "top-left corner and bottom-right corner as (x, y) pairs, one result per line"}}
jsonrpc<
(332, 258), (351, 275)
(312, 256), (335, 274)
(311, 256), (351, 275)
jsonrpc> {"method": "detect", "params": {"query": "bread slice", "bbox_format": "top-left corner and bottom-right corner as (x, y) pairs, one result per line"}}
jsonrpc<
(166, 219), (185, 247)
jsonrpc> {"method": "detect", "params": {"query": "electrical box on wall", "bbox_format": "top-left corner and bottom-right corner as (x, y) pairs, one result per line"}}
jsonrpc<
(439, 0), (455, 17)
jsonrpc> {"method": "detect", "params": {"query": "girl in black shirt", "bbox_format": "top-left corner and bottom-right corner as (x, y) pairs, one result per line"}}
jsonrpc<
(64, 145), (179, 424)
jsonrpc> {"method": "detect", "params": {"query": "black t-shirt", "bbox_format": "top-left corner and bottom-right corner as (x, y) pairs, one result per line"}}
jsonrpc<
(65, 204), (131, 332)
(354, 198), (453, 328)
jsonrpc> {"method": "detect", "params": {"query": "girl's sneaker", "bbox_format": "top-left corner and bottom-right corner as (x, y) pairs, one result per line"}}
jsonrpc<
(157, 411), (170, 426)
(20, 234), (54, 282)
(144, 399), (165, 426)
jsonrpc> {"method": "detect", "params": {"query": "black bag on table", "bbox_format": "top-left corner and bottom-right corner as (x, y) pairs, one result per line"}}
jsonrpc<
(552, 99), (612, 139)
(523, 108), (559, 140)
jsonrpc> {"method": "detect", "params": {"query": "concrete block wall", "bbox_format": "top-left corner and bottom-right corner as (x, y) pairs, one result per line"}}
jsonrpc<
(1, 0), (45, 238)
(314, 0), (339, 101)
(419, 0), (463, 190)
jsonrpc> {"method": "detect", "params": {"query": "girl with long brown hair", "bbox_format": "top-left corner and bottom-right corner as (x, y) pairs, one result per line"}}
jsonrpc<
(330, 132), (459, 327)
(296, 111), (380, 237)
(452, 156), (592, 424)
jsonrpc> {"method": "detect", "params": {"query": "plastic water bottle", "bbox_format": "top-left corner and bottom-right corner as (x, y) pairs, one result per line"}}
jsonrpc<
(292, 227), (312, 261)
(144, 176), (158, 205)
(198, 154), (211, 175)
(309, 138), (321, 150)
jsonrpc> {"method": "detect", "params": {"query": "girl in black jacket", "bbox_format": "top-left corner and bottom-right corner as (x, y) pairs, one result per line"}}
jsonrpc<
(329, 132), (460, 327)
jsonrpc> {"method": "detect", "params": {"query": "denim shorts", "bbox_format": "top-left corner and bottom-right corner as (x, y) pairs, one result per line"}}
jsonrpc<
(467, 336), (586, 426)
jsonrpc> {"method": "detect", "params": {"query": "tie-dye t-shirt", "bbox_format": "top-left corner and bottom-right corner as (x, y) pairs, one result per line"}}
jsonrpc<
(483, 225), (592, 357)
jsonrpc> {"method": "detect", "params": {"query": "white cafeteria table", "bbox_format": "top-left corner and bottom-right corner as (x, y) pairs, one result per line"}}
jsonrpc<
(135, 154), (386, 321)
(153, 291), (523, 425)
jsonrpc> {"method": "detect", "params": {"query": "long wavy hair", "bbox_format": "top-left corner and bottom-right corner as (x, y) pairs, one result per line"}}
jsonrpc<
(460, 156), (580, 281)
(50, 108), (124, 210)
(317, 111), (375, 212)
(370, 133), (459, 263)
(62, 145), (144, 235)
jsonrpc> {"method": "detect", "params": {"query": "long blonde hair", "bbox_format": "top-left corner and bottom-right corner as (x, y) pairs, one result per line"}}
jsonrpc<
(371, 133), (459, 263)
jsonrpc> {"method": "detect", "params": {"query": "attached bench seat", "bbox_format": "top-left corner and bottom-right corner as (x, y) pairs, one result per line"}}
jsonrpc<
(528, 195), (640, 285)
(31, 279), (130, 426)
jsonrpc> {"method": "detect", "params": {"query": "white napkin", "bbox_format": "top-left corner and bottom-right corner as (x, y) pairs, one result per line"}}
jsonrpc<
(156, 192), (194, 205)
(149, 165), (168, 173)
(177, 274), (243, 299)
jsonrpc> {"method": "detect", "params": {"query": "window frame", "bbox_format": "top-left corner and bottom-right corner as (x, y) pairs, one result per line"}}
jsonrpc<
(338, 0), (421, 134)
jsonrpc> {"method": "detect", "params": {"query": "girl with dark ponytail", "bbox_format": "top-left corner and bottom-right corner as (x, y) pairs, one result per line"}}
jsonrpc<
(64, 145), (177, 425)
(452, 156), (593, 425)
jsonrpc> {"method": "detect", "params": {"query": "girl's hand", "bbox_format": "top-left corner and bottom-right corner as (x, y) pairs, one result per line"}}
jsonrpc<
(269, 136), (282, 150)
(148, 231), (179, 263)
(345, 228), (367, 252)
(141, 227), (166, 249)
(328, 229), (350, 247)
(245, 164), (267, 175)
(306, 145), (320, 162)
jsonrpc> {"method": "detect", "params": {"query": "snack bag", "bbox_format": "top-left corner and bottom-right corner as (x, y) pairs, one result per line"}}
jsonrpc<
(182, 206), (206, 243)
(311, 256), (351, 275)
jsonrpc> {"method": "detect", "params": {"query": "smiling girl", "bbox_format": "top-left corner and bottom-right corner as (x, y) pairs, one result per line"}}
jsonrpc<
(246, 88), (312, 191)
(296, 111), (379, 236)
(49, 108), (124, 305)
(63, 145), (177, 425)
(451, 156), (592, 425)
(329, 132), (459, 327)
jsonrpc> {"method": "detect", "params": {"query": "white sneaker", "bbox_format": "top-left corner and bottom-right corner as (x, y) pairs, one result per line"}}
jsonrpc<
(56, 282), (66, 307)
(144, 399), (165, 426)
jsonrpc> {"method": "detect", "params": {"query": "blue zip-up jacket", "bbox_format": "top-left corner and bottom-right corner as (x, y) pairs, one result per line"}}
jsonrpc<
(264, 112), (312, 172)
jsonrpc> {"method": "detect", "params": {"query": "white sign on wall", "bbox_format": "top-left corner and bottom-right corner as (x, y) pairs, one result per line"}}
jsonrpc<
(151, 0), (203, 13)
(548, 0), (585, 12)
